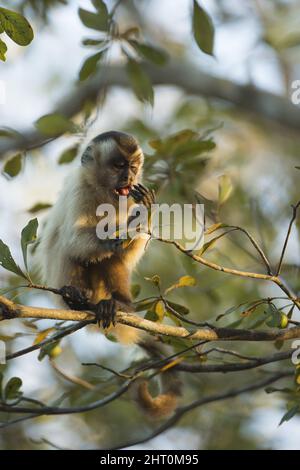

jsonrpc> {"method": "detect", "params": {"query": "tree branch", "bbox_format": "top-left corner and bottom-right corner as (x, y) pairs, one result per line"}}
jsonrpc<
(2, 294), (300, 344)
(1, 61), (300, 158)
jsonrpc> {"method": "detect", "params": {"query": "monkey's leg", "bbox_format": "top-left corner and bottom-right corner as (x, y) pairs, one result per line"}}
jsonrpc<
(91, 257), (134, 329)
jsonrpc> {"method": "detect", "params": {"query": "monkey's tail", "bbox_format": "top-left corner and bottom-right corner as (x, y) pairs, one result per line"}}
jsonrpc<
(134, 340), (182, 419)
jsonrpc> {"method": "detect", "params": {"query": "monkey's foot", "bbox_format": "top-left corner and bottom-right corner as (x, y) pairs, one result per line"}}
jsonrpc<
(59, 285), (92, 311)
(94, 299), (117, 329)
(130, 184), (155, 210)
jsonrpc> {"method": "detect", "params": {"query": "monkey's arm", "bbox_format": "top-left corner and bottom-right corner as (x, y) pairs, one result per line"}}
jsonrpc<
(67, 226), (123, 262)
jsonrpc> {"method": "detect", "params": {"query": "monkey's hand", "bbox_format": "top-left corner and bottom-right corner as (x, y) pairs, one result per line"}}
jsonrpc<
(59, 285), (93, 311)
(130, 184), (155, 210)
(94, 299), (117, 329)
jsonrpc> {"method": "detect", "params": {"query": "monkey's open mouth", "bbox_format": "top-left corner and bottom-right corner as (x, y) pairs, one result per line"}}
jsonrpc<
(114, 185), (132, 197)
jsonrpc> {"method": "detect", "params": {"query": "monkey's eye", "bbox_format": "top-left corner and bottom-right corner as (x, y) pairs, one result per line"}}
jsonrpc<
(114, 162), (126, 170)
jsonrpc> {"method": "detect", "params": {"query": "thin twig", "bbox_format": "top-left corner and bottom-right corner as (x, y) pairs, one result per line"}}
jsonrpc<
(276, 201), (300, 276)
(50, 359), (95, 390)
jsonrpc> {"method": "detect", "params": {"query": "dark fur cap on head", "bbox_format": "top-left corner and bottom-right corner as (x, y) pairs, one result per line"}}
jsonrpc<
(81, 131), (140, 165)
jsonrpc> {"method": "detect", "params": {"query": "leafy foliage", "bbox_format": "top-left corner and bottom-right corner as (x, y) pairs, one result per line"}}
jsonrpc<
(21, 218), (38, 271)
(2, 153), (24, 179)
(0, 7), (34, 61)
(192, 0), (214, 56)
(35, 113), (79, 136)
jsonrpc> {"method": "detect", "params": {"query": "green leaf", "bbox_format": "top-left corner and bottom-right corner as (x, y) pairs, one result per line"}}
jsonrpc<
(173, 139), (216, 161)
(279, 405), (300, 425)
(27, 202), (52, 214)
(192, 0), (214, 56)
(149, 129), (198, 152)
(58, 145), (78, 164)
(91, 0), (108, 18)
(0, 240), (27, 279)
(79, 51), (104, 81)
(0, 7), (34, 46)
(131, 284), (141, 299)
(38, 341), (60, 361)
(166, 301), (189, 316)
(0, 128), (20, 138)
(129, 40), (168, 66)
(2, 153), (23, 179)
(0, 38), (7, 61)
(165, 310), (182, 326)
(266, 304), (282, 328)
(78, 7), (108, 32)
(82, 38), (105, 46)
(145, 309), (159, 322)
(226, 318), (244, 328)
(4, 376), (23, 401)
(35, 113), (78, 136)
(126, 59), (154, 106)
(134, 299), (156, 312)
(21, 218), (38, 271)
(197, 231), (229, 255)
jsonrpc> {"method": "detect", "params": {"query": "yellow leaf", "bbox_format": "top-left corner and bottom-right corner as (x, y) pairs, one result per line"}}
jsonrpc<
(165, 275), (196, 294)
(205, 222), (227, 235)
(218, 175), (233, 205)
(33, 328), (55, 345)
(160, 356), (184, 372)
(155, 300), (165, 321)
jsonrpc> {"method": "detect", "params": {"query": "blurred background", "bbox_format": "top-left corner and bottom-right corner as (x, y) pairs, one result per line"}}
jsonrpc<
(0, 0), (299, 450)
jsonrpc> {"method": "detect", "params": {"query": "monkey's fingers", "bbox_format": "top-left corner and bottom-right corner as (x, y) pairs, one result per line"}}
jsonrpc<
(135, 183), (149, 194)
(129, 187), (143, 202)
(131, 185), (155, 209)
(136, 184), (155, 202)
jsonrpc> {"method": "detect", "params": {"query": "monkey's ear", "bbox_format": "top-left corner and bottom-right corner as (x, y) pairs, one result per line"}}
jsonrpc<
(81, 145), (94, 166)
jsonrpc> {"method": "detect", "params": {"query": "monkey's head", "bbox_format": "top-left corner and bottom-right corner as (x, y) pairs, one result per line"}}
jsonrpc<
(81, 131), (144, 203)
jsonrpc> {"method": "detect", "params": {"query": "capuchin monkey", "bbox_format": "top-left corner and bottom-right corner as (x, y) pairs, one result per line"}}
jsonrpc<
(35, 130), (181, 417)
(36, 131), (153, 333)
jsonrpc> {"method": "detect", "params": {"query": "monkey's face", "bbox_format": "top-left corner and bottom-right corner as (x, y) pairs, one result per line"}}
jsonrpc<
(81, 131), (144, 203)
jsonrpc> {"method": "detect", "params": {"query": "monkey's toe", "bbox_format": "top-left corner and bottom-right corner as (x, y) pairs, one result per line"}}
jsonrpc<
(94, 299), (117, 329)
